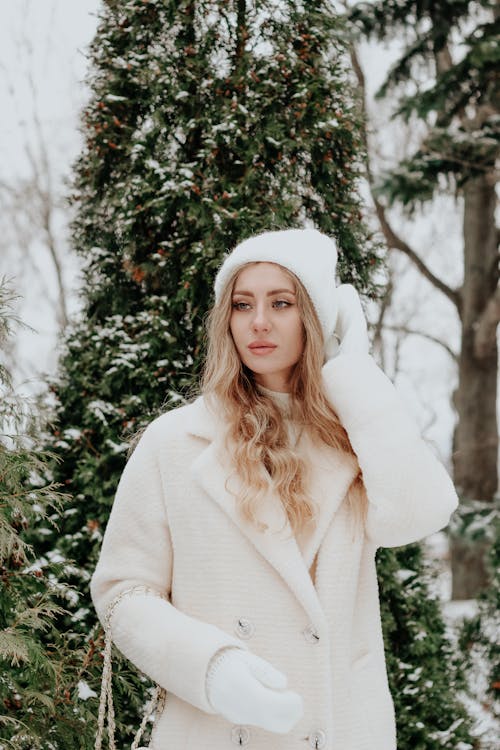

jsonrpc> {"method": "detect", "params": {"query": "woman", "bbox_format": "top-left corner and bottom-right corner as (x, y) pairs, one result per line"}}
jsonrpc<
(90, 227), (459, 750)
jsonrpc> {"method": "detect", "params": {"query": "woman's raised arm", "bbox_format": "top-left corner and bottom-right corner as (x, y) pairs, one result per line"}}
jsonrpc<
(322, 351), (459, 548)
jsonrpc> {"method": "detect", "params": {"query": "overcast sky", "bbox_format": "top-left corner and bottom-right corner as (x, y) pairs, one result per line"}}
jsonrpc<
(1, 1), (98, 177)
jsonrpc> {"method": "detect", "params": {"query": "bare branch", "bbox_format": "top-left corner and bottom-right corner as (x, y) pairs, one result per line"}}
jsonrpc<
(382, 323), (458, 362)
(25, 67), (68, 331)
(348, 43), (463, 315)
(372, 201), (462, 312)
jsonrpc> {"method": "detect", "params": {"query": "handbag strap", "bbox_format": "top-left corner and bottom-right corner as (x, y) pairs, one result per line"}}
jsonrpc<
(94, 585), (168, 750)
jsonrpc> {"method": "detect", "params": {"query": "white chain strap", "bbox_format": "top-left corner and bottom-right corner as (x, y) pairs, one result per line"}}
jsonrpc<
(94, 585), (168, 750)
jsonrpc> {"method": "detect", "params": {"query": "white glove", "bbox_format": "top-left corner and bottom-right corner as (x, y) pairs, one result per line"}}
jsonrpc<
(205, 647), (303, 734)
(324, 283), (370, 361)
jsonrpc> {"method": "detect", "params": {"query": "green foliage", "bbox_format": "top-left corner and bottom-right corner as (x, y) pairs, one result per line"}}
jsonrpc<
(456, 505), (500, 730)
(0, 280), (98, 749)
(377, 545), (474, 749)
(349, 0), (500, 208)
(374, 123), (499, 206)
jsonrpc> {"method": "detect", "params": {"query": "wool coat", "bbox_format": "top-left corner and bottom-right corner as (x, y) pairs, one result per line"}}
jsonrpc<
(90, 352), (459, 750)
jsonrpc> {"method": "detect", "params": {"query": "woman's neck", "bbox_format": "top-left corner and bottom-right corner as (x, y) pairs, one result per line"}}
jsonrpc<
(254, 376), (291, 394)
(255, 382), (293, 417)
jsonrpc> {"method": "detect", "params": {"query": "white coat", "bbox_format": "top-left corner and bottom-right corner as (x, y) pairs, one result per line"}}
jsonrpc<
(90, 352), (459, 750)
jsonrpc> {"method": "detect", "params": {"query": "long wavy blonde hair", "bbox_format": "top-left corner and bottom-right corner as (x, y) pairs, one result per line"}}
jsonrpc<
(200, 261), (368, 539)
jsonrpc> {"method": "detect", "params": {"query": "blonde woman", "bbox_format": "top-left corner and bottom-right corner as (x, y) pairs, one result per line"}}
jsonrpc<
(90, 228), (459, 750)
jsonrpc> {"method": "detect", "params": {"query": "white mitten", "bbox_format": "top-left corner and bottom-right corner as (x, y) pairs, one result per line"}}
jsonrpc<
(323, 283), (370, 362)
(205, 646), (303, 734)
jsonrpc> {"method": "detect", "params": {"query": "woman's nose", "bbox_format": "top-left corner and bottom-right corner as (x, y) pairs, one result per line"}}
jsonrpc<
(251, 306), (271, 331)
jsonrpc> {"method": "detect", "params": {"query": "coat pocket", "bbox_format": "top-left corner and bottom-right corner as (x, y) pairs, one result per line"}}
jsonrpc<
(350, 653), (396, 750)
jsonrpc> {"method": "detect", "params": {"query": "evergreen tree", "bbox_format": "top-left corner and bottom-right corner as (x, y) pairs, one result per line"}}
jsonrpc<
(0, 280), (96, 749)
(376, 545), (473, 750)
(455, 506), (500, 743)
(29, 1), (473, 747)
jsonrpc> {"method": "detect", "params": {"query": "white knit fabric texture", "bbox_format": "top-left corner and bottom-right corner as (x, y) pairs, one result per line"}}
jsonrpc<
(205, 646), (244, 699)
(205, 645), (304, 733)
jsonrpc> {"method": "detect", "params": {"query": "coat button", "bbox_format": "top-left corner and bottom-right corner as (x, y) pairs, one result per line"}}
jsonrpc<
(303, 624), (320, 643)
(308, 728), (326, 748)
(231, 725), (251, 745)
(234, 617), (255, 639)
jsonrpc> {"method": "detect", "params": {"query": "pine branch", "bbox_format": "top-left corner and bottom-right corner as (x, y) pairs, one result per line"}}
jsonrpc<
(0, 630), (30, 665)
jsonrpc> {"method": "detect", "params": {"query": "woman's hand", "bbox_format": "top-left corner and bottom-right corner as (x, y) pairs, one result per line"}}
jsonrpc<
(206, 647), (303, 734)
(324, 283), (370, 361)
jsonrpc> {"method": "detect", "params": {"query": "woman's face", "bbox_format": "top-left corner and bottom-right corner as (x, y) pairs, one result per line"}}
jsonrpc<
(229, 262), (304, 392)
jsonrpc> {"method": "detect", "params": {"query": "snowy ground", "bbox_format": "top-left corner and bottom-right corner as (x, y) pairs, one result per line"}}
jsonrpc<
(424, 532), (499, 750)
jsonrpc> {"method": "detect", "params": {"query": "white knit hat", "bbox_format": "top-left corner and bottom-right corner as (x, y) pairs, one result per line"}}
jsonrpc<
(214, 228), (340, 358)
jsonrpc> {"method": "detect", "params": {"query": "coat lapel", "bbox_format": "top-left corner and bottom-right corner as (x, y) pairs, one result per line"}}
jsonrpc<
(184, 395), (356, 626)
(300, 440), (359, 570)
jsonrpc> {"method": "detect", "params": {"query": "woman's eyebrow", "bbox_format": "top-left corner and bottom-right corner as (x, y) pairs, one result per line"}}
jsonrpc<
(232, 288), (296, 296)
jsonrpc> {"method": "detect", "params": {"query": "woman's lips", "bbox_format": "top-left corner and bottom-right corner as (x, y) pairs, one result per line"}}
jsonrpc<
(248, 345), (277, 355)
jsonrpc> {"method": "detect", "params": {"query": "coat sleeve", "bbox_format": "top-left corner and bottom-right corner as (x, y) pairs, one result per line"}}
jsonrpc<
(89, 415), (250, 715)
(321, 352), (459, 548)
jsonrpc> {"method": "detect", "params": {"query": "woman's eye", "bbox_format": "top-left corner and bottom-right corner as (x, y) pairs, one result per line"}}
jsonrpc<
(231, 300), (292, 310)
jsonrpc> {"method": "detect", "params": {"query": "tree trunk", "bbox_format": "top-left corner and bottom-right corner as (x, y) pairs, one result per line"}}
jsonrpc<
(450, 173), (498, 599)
